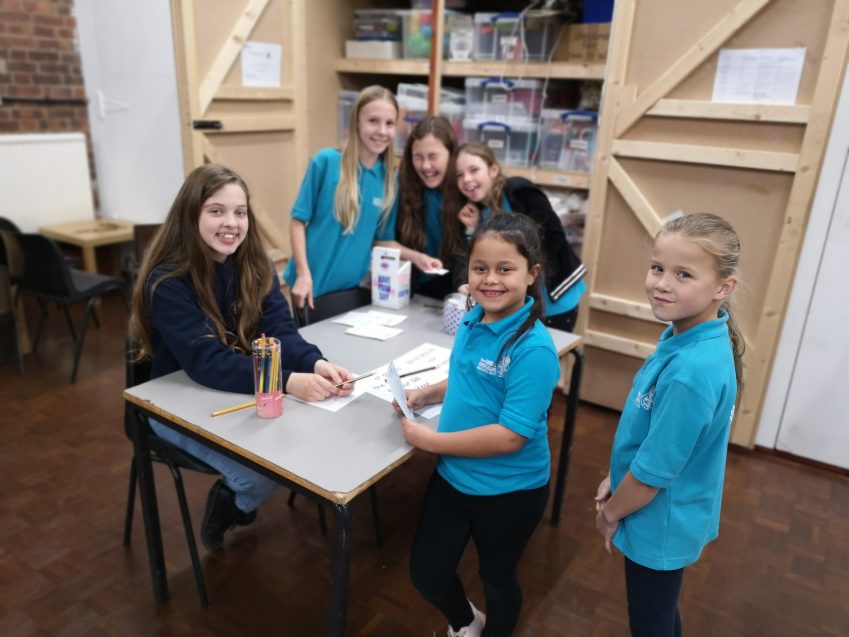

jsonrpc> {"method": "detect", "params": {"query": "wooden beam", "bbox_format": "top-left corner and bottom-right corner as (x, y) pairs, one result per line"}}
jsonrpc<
(615, 0), (772, 137)
(584, 330), (656, 359)
(170, 0), (203, 171)
(204, 115), (296, 133)
(732, 0), (849, 447)
(607, 157), (664, 237)
(198, 0), (270, 115)
(442, 60), (607, 80)
(505, 166), (590, 189)
(215, 85), (295, 100)
(589, 293), (663, 324)
(612, 139), (799, 172)
(290, 0), (309, 179)
(646, 99), (811, 124)
(334, 58), (429, 76)
(428, 0), (445, 115)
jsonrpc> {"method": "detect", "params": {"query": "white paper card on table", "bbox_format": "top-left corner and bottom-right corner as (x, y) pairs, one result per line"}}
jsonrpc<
(287, 382), (367, 413)
(345, 324), (403, 341)
(333, 310), (408, 328)
(417, 404), (443, 419)
(388, 362), (414, 420)
(359, 343), (451, 406)
(712, 48), (805, 105)
(241, 41), (282, 88)
(423, 267), (449, 276)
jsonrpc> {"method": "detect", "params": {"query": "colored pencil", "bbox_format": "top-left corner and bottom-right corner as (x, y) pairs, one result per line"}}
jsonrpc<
(211, 400), (256, 417)
(333, 371), (376, 387)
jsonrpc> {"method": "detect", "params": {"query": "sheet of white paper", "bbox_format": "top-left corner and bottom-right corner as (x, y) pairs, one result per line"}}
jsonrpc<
(241, 41), (282, 88)
(417, 404), (442, 419)
(423, 267), (449, 276)
(360, 343), (451, 405)
(286, 382), (367, 413)
(388, 362), (414, 420)
(712, 48), (805, 105)
(333, 310), (408, 327)
(345, 324), (403, 340)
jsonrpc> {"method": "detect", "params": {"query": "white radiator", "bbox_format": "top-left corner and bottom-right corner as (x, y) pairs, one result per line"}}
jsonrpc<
(0, 132), (95, 232)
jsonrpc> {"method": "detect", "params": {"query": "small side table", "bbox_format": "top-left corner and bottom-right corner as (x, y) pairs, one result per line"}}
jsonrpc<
(39, 218), (134, 274)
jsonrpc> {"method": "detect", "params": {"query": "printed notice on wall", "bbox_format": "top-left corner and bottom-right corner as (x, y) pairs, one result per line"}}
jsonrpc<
(241, 41), (282, 87)
(712, 48), (805, 105)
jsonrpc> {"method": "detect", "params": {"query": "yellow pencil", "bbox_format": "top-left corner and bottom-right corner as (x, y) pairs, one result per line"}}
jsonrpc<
(211, 400), (256, 417)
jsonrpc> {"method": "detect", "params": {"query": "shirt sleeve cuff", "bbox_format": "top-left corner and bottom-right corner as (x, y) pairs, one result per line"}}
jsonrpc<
(630, 457), (673, 489)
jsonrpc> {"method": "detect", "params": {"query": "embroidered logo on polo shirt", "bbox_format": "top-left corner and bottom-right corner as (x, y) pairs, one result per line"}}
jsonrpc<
(477, 355), (510, 378)
(372, 197), (383, 208)
(635, 387), (655, 411)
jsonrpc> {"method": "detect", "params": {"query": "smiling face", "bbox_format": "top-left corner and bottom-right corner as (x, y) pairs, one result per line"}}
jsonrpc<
(411, 133), (451, 189)
(645, 233), (737, 335)
(456, 151), (499, 204)
(468, 233), (539, 323)
(357, 98), (397, 166)
(197, 183), (248, 262)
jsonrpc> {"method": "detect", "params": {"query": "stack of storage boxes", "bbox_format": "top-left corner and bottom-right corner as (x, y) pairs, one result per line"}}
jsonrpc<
(538, 109), (598, 173)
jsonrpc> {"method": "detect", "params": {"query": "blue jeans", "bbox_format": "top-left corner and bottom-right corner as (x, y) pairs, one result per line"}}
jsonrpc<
(149, 419), (280, 512)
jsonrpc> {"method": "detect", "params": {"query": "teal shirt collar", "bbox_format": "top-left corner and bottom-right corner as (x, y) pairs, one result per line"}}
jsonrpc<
(464, 296), (535, 335)
(656, 309), (730, 355)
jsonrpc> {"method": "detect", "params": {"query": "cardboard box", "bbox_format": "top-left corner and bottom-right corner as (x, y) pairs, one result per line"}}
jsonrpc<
(553, 23), (611, 64)
(345, 40), (402, 60)
(371, 246), (411, 309)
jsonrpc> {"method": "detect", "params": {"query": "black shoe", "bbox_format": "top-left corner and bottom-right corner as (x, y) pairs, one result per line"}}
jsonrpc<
(201, 480), (243, 551)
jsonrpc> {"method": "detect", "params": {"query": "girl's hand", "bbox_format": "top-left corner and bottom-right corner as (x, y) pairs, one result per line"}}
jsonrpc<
(392, 386), (431, 415)
(595, 474), (611, 512)
(457, 284), (470, 296)
(400, 416), (435, 451)
(286, 372), (339, 402)
(291, 273), (314, 310)
(596, 506), (619, 554)
(314, 360), (354, 397)
(413, 252), (443, 273)
(458, 203), (480, 233)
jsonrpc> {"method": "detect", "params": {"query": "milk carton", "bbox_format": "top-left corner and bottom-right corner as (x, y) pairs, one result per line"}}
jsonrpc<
(371, 246), (411, 309)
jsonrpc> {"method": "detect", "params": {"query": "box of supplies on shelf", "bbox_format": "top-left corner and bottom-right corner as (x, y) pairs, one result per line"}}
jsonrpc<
(394, 94), (429, 155)
(463, 118), (537, 168)
(473, 12), (521, 61)
(337, 90), (359, 145)
(538, 109), (598, 173)
(401, 9), (458, 59)
(521, 10), (564, 61)
(354, 9), (404, 41)
(464, 77), (543, 122)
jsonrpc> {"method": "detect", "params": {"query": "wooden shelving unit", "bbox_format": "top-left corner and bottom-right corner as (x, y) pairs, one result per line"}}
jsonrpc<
(334, 58), (429, 76)
(506, 167), (591, 189)
(442, 60), (606, 80)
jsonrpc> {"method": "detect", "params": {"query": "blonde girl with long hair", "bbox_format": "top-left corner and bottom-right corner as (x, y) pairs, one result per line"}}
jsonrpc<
(284, 85), (399, 310)
(594, 212), (745, 636)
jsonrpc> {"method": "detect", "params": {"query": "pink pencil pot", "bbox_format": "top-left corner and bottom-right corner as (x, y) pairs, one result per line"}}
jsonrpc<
(252, 337), (284, 418)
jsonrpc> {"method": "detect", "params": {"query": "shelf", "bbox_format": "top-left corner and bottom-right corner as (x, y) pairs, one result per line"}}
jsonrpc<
(335, 58), (429, 76)
(504, 167), (590, 190)
(335, 58), (606, 80)
(443, 60), (606, 80)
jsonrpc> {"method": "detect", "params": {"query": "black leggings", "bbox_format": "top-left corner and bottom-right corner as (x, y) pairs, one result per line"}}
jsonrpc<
(624, 557), (684, 637)
(410, 471), (549, 636)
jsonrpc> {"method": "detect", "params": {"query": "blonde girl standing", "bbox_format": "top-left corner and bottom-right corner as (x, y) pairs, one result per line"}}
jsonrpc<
(284, 85), (399, 310)
(595, 213), (745, 636)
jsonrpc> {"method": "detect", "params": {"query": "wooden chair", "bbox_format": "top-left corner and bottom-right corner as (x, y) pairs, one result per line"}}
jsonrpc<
(14, 233), (128, 383)
(290, 285), (384, 546)
(123, 336), (216, 607)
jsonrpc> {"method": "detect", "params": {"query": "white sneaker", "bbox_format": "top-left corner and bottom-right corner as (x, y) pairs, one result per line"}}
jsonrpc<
(447, 600), (486, 637)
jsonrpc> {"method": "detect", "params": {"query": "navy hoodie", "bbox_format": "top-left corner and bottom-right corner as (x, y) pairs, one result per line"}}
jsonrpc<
(148, 260), (323, 394)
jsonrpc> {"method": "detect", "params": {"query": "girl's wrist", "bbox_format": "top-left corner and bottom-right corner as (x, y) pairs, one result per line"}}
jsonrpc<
(601, 506), (618, 525)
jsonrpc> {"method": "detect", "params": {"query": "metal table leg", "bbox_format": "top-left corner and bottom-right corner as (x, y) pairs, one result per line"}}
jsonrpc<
(551, 347), (584, 526)
(128, 404), (169, 602)
(327, 503), (352, 636)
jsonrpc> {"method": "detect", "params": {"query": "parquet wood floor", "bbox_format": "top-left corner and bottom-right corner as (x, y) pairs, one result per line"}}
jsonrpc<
(0, 297), (847, 636)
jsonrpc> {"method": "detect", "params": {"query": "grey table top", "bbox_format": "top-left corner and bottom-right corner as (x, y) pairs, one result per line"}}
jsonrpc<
(124, 298), (581, 504)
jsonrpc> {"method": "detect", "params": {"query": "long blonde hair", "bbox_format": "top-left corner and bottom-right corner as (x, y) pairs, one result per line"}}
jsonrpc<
(130, 164), (273, 360)
(335, 85), (398, 234)
(657, 212), (745, 391)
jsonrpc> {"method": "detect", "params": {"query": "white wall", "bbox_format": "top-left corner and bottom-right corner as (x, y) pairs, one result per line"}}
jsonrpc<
(756, 66), (849, 462)
(75, 0), (184, 224)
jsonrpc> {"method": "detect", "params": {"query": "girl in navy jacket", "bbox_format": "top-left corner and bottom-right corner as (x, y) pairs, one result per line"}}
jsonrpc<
(130, 163), (352, 551)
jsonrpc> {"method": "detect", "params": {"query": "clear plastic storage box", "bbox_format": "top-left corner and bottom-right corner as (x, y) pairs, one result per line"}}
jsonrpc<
(464, 77), (544, 122)
(338, 90), (359, 146)
(463, 118), (537, 167)
(473, 12), (521, 61)
(354, 9), (403, 41)
(401, 10), (456, 59)
(538, 109), (598, 173)
(521, 10), (563, 60)
(394, 94), (429, 155)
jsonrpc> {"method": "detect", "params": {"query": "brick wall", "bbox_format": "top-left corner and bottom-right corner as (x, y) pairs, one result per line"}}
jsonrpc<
(0, 0), (96, 201)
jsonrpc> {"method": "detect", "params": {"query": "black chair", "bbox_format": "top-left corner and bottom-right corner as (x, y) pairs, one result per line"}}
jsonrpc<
(14, 233), (128, 383)
(123, 336), (216, 607)
(0, 218), (24, 374)
(290, 285), (385, 545)
(292, 286), (372, 328)
(124, 223), (161, 286)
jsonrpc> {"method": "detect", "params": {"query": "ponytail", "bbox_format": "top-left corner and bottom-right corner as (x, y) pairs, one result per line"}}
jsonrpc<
(724, 304), (746, 395)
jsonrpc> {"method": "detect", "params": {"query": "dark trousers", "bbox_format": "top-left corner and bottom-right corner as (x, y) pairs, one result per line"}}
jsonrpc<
(624, 557), (684, 637)
(543, 307), (578, 332)
(410, 471), (549, 636)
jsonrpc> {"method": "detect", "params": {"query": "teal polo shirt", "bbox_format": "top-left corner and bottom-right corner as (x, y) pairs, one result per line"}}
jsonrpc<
(610, 311), (737, 570)
(283, 148), (398, 298)
(418, 187), (444, 284)
(437, 297), (560, 496)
